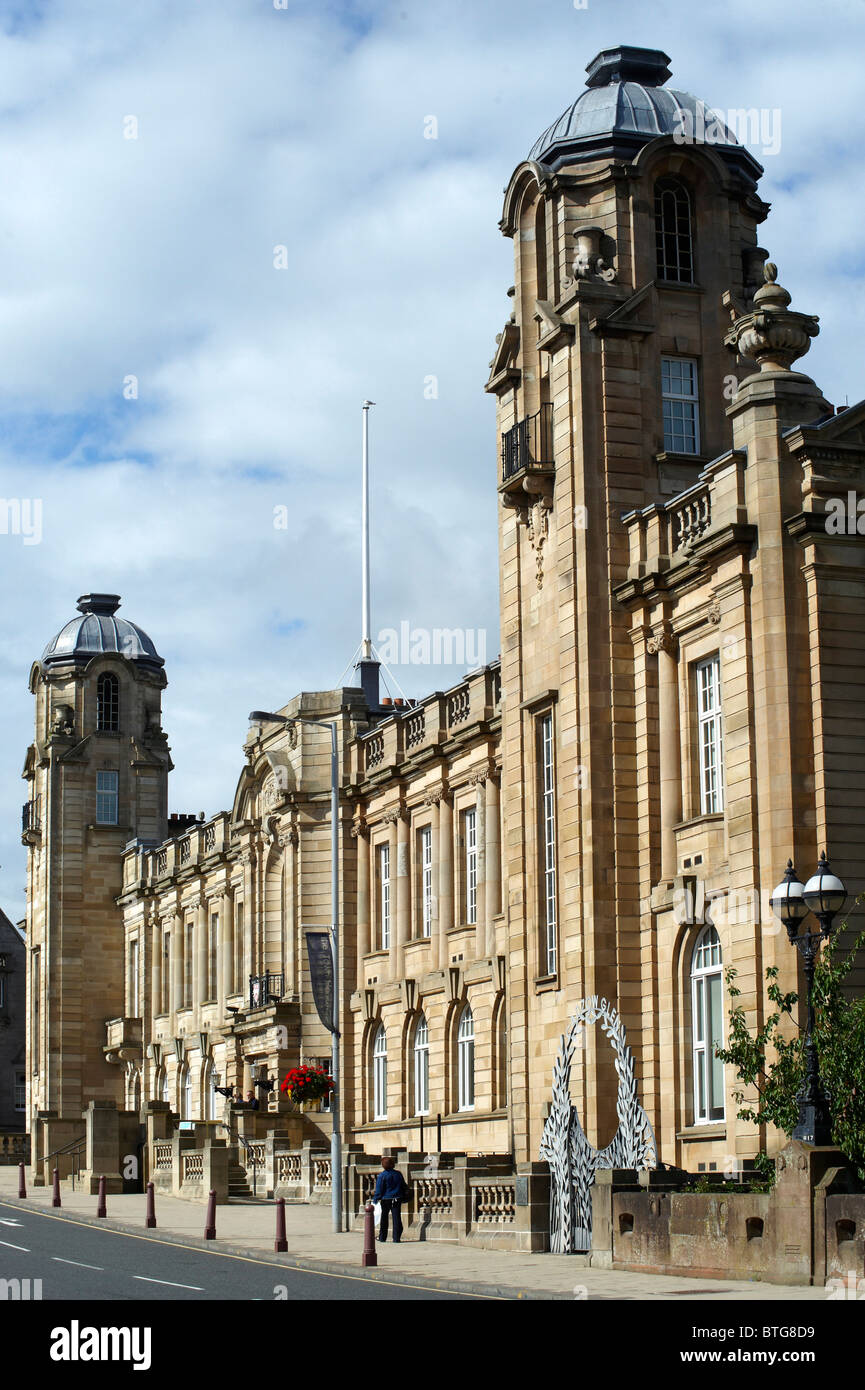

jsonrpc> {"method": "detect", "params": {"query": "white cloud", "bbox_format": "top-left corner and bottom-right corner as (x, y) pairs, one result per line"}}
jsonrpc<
(0, 0), (864, 918)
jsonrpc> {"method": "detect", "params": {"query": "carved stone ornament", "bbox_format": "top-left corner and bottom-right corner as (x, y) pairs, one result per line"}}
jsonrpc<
(50, 703), (75, 736)
(540, 996), (657, 1253)
(707, 598), (721, 626)
(570, 225), (617, 284)
(724, 261), (819, 372)
(381, 806), (404, 825)
(423, 789), (448, 808)
(279, 826), (299, 848)
(526, 497), (552, 591)
(646, 623), (677, 656)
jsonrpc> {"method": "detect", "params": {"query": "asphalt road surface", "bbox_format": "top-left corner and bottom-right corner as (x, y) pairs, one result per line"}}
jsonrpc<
(0, 1199), (493, 1301)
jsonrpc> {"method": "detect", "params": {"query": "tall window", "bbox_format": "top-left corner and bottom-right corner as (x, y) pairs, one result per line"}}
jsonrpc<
(180, 1065), (192, 1120)
(691, 925), (725, 1122)
(378, 844), (391, 950)
(373, 1024), (387, 1120)
(539, 712), (558, 975)
(420, 826), (433, 938)
(96, 672), (120, 731)
(413, 1014), (429, 1116)
(184, 921), (193, 1006)
(206, 1065), (220, 1121)
(696, 656), (725, 814)
(161, 930), (170, 1014)
(464, 809), (477, 925)
(234, 903), (244, 996)
(14, 1072), (25, 1111)
(209, 913), (219, 999)
(96, 770), (119, 825)
(129, 938), (140, 1017)
(457, 1004), (475, 1111)
(32, 948), (40, 1074)
(0, 974), (5, 1009)
(160, 1068), (170, 1105)
(655, 178), (694, 283)
(662, 357), (700, 455)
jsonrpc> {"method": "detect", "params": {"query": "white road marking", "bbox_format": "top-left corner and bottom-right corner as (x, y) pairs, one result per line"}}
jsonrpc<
(133, 1275), (205, 1291)
(52, 1257), (104, 1270)
(0, 1219), (23, 1226)
(0, 1239), (29, 1251)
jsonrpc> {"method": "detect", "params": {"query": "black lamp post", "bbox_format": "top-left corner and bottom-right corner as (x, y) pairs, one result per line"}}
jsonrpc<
(770, 852), (847, 1146)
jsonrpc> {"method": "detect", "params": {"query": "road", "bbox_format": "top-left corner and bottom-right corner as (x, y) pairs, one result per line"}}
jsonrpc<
(0, 1199), (494, 1301)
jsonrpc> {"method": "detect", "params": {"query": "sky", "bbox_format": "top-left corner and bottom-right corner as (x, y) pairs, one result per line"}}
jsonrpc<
(1, 0), (864, 922)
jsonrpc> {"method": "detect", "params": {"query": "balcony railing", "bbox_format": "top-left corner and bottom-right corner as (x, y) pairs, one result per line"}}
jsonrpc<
(22, 797), (41, 835)
(501, 403), (554, 482)
(249, 972), (284, 1009)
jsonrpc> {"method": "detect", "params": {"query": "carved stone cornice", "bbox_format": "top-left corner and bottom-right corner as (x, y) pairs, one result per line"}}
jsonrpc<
(422, 788), (450, 808)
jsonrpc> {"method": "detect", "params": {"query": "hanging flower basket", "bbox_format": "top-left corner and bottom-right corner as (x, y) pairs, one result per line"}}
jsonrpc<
(280, 1065), (333, 1108)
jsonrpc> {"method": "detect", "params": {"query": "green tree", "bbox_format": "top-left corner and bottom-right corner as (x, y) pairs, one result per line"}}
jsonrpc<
(716, 920), (865, 1180)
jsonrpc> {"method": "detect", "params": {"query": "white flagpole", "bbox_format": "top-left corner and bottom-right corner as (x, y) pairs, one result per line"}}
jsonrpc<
(361, 400), (375, 660)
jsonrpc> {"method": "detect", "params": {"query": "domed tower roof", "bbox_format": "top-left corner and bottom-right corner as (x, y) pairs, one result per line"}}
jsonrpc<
(527, 45), (762, 183)
(41, 594), (164, 672)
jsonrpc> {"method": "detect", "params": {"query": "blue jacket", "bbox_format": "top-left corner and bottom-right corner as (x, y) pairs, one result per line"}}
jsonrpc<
(374, 1168), (408, 1201)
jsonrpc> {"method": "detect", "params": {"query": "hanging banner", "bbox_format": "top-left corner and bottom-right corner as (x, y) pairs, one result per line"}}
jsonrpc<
(304, 929), (335, 1034)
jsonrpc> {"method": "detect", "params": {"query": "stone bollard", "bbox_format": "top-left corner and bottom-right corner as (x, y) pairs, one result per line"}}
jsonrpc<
(97, 1175), (107, 1218)
(145, 1182), (156, 1229)
(18, 1163), (26, 1199)
(52, 1168), (61, 1208)
(362, 1203), (377, 1267)
(204, 1189), (217, 1240)
(274, 1198), (287, 1253)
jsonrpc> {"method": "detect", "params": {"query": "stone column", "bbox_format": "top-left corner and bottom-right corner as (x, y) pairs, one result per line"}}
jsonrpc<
(650, 625), (681, 881)
(242, 850), (255, 996)
(195, 896), (207, 1012)
(484, 774), (501, 957)
(429, 797), (441, 969)
(474, 778), (486, 960)
(355, 827), (370, 989)
(151, 914), (162, 1023)
(395, 810), (409, 980)
(438, 794), (453, 966)
(171, 910), (183, 1023)
(221, 889), (234, 1010)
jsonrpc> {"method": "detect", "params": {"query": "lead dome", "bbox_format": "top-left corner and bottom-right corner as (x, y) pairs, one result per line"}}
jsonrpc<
(41, 594), (164, 671)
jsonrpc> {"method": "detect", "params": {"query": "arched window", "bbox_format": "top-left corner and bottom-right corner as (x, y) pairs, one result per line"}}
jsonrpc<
(457, 1004), (475, 1112)
(413, 1014), (429, 1117)
(372, 1024), (387, 1121)
(691, 925), (724, 1123)
(492, 998), (507, 1111)
(655, 178), (694, 283)
(96, 672), (120, 732)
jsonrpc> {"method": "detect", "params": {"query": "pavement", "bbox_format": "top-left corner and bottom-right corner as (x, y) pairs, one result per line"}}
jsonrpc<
(0, 1167), (829, 1301)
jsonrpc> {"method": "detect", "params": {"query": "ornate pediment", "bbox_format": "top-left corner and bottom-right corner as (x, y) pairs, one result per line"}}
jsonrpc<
(485, 320), (521, 395)
(587, 281), (656, 337)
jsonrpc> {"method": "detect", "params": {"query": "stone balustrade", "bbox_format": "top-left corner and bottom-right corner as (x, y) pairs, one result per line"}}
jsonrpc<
(0, 1132), (30, 1165)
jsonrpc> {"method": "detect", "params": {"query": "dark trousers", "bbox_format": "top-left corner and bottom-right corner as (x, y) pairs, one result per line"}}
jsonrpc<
(378, 1198), (403, 1242)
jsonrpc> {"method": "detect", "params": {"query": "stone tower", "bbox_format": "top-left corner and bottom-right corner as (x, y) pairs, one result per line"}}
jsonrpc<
(23, 594), (171, 1137)
(488, 45), (788, 1164)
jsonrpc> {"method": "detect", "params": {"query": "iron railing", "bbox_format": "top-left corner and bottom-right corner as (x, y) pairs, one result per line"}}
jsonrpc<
(249, 972), (284, 1009)
(501, 403), (554, 481)
(22, 797), (41, 834)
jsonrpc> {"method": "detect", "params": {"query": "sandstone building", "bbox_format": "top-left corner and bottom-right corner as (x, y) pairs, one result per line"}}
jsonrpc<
(23, 47), (865, 1222)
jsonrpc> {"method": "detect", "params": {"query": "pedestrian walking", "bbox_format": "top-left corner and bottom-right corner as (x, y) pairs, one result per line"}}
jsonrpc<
(373, 1156), (409, 1243)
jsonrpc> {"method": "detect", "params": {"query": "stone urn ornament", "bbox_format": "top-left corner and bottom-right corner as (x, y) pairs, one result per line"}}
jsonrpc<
(724, 261), (820, 372)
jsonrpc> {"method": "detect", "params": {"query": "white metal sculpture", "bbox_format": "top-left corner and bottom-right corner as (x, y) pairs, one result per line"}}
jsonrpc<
(540, 996), (657, 1253)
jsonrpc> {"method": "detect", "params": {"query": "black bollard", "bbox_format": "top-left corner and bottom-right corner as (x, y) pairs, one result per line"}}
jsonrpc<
(204, 1189), (217, 1240)
(145, 1181), (156, 1229)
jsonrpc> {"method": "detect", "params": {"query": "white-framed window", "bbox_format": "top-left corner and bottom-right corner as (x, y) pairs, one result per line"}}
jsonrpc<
(661, 357), (700, 455)
(464, 809), (477, 925)
(539, 712), (558, 975)
(420, 826), (433, 938)
(315, 1055), (333, 1113)
(234, 902), (244, 996)
(691, 925), (725, 1123)
(655, 178), (694, 283)
(96, 770), (119, 825)
(160, 1068), (170, 1105)
(378, 844), (391, 950)
(372, 1024), (387, 1120)
(161, 930), (170, 1014)
(96, 672), (120, 732)
(413, 1014), (429, 1116)
(457, 1004), (475, 1112)
(696, 655), (725, 814)
(180, 1065), (192, 1120)
(206, 1065), (220, 1121)
(14, 1072), (25, 1110)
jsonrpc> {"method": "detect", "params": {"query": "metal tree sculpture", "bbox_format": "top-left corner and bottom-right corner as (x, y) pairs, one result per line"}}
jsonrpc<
(540, 996), (657, 1253)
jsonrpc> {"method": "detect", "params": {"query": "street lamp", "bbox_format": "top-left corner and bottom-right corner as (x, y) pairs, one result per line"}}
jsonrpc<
(770, 852), (847, 1146)
(249, 710), (343, 1233)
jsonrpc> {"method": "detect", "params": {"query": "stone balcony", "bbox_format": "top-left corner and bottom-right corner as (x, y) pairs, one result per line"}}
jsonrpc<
(104, 1016), (143, 1063)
